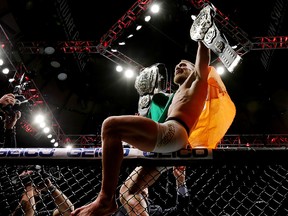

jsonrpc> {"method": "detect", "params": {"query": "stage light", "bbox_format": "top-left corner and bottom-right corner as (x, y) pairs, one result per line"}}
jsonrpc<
(116, 65), (123, 72)
(50, 60), (61, 68)
(47, 134), (53, 138)
(54, 142), (59, 147)
(216, 65), (225, 75)
(43, 127), (50, 133)
(39, 122), (46, 128)
(2, 68), (9, 74)
(58, 72), (67, 80)
(111, 48), (117, 52)
(34, 114), (45, 124)
(136, 25), (142, 31)
(127, 34), (133, 38)
(0, 59), (3, 66)
(144, 15), (151, 22)
(50, 138), (56, 143)
(44, 46), (55, 55)
(150, 4), (160, 13)
(124, 69), (134, 78)
(118, 42), (126, 45)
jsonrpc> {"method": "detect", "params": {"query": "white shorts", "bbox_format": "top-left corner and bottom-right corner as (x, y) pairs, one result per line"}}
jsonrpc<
(152, 119), (189, 153)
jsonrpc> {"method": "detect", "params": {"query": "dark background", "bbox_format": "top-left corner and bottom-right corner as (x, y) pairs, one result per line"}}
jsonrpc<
(0, 0), (288, 147)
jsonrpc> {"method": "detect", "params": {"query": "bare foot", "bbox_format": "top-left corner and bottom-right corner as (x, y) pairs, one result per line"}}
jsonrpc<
(71, 196), (118, 216)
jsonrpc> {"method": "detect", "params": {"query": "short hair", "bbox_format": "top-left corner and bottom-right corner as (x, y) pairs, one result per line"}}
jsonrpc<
(180, 59), (195, 67)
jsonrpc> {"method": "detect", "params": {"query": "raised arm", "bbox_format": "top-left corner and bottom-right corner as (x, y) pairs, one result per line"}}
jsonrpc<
(195, 41), (210, 81)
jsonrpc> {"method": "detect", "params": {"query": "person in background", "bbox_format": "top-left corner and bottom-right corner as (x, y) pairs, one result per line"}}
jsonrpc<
(0, 93), (21, 148)
(116, 166), (190, 216)
(12, 170), (74, 216)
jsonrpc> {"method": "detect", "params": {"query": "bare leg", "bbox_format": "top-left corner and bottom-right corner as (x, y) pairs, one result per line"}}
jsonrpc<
(71, 126), (123, 215)
(71, 136), (121, 215)
(71, 116), (158, 216)
(120, 166), (165, 216)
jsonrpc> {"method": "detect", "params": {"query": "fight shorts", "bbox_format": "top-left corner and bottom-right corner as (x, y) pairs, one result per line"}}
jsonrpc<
(152, 118), (189, 153)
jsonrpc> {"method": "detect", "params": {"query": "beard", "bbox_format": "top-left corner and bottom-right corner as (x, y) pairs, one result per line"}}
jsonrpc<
(174, 73), (187, 85)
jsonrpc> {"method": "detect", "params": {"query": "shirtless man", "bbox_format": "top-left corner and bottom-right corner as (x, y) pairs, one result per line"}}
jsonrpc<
(71, 41), (210, 216)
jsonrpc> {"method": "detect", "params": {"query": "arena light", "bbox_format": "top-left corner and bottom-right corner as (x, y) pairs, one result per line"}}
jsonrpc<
(44, 46), (55, 55)
(216, 65), (225, 75)
(50, 60), (61, 68)
(127, 34), (133, 38)
(116, 65), (123, 72)
(57, 72), (68, 81)
(124, 69), (134, 78)
(43, 127), (50, 133)
(150, 4), (160, 13)
(34, 114), (45, 124)
(144, 15), (151, 22)
(39, 122), (46, 128)
(2, 68), (9, 74)
(136, 25), (142, 31)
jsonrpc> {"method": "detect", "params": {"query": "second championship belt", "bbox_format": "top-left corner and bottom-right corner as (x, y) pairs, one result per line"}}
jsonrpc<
(190, 4), (242, 72)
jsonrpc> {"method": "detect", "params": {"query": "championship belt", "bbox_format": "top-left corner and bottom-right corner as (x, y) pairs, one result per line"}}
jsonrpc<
(138, 94), (153, 116)
(135, 66), (158, 96)
(190, 4), (242, 72)
(135, 63), (168, 116)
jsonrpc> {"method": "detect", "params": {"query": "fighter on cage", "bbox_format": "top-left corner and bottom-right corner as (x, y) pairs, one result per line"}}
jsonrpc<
(71, 4), (237, 216)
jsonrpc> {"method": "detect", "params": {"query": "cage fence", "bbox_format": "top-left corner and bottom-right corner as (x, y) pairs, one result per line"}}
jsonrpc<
(0, 147), (288, 216)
